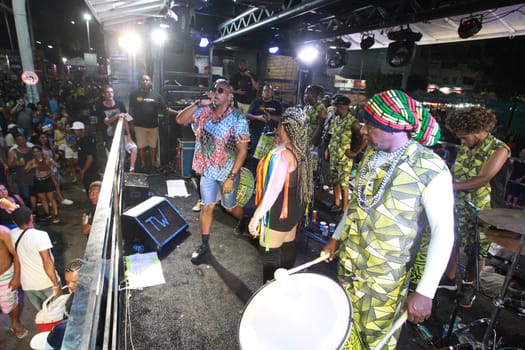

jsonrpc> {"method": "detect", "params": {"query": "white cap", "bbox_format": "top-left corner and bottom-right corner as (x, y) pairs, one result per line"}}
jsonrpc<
(70, 121), (85, 130)
(7, 123), (17, 129)
(30, 331), (53, 350)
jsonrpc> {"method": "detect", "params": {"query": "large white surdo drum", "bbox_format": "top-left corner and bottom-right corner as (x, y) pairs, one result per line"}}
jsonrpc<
(238, 272), (353, 350)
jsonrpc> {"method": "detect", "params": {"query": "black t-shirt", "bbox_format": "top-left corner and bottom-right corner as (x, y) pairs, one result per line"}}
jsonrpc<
(230, 71), (258, 104)
(97, 100), (127, 137)
(77, 135), (98, 175)
(129, 89), (166, 128)
(247, 98), (282, 134)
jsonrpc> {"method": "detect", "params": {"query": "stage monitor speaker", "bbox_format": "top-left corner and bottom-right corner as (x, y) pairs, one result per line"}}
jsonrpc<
(124, 172), (150, 208)
(123, 196), (188, 252)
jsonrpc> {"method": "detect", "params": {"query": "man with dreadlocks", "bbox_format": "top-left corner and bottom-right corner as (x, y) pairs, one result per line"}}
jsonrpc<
(248, 107), (313, 283)
(322, 90), (454, 350)
(176, 79), (250, 265)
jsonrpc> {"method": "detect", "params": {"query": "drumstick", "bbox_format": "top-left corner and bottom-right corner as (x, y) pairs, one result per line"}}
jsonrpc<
(286, 251), (330, 275)
(372, 311), (408, 350)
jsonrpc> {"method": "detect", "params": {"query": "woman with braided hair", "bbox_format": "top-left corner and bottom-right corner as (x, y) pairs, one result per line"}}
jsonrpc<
(248, 107), (313, 283)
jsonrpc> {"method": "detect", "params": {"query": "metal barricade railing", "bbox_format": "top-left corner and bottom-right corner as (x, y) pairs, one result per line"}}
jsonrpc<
(62, 119), (125, 350)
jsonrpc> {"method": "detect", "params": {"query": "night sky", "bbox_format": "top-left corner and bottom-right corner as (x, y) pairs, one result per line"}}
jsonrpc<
(1, 0), (103, 58)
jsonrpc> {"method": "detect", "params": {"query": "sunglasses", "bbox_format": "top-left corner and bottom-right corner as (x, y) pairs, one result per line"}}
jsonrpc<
(213, 87), (229, 94)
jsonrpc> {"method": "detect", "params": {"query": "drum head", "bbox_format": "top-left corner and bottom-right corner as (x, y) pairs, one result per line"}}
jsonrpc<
(236, 167), (254, 207)
(239, 272), (353, 350)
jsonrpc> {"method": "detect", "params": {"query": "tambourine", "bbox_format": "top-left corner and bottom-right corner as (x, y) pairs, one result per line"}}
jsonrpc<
(236, 167), (254, 207)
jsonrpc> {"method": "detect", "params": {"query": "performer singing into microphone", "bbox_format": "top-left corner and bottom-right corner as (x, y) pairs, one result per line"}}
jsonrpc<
(440, 106), (510, 308)
(323, 90), (454, 350)
(176, 79), (250, 265)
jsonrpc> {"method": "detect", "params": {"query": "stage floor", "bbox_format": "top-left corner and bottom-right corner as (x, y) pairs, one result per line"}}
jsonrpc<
(2, 173), (524, 349)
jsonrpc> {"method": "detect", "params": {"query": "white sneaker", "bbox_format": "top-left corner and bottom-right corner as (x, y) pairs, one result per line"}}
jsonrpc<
(61, 199), (74, 205)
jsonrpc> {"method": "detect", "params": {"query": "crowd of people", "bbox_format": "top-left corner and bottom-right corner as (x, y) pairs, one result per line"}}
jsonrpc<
(1, 57), (525, 349)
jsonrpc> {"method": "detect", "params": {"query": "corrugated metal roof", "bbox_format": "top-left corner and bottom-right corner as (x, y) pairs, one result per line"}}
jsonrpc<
(83, 0), (168, 28)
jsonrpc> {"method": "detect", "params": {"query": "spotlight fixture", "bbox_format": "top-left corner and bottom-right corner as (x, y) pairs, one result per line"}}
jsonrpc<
(360, 33), (375, 50)
(326, 48), (346, 69)
(458, 16), (482, 39)
(297, 44), (321, 64)
(199, 37), (209, 48)
(268, 45), (279, 54)
(151, 28), (167, 46)
(386, 26), (421, 67)
(387, 41), (415, 67)
(387, 27), (422, 42)
(327, 38), (351, 50)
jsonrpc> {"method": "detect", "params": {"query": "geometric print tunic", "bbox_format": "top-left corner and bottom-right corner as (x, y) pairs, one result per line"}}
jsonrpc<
(338, 142), (450, 350)
(453, 133), (510, 251)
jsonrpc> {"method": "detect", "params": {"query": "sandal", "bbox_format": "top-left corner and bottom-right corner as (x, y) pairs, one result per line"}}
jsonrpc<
(10, 327), (28, 339)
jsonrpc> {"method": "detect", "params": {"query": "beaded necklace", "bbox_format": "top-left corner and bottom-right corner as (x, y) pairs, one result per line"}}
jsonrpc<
(357, 139), (414, 210)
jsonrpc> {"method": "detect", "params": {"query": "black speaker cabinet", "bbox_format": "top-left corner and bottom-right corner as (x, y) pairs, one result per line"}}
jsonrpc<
(124, 172), (150, 208)
(122, 196), (188, 252)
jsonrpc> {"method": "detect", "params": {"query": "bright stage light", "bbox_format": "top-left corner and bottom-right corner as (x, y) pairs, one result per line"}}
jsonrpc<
(118, 32), (142, 53)
(268, 46), (279, 54)
(151, 29), (167, 46)
(199, 37), (209, 48)
(297, 45), (320, 64)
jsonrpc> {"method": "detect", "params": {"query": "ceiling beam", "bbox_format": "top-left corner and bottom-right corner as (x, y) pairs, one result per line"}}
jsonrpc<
(291, 1), (525, 42)
(213, 0), (340, 44)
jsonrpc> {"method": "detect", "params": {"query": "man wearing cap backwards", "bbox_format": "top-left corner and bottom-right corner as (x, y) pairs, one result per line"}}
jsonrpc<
(323, 90), (454, 349)
(71, 122), (99, 193)
(176, 79), (250, 264)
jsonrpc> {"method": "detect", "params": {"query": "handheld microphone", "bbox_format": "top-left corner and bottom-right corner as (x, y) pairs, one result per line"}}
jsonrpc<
(192, 94), (211, 100)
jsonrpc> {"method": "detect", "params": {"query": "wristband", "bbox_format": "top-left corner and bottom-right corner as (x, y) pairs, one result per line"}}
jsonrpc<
(228, 172), (237, 181)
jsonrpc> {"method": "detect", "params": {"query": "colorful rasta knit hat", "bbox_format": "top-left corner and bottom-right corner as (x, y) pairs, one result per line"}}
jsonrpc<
(363, 89), (441, 146)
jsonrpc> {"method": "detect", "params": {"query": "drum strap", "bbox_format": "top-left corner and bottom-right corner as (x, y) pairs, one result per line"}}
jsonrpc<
(14, 228), (30, 251)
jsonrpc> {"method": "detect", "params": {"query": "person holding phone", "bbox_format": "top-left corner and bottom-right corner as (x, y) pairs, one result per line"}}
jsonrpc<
(231, 59), (259, 114)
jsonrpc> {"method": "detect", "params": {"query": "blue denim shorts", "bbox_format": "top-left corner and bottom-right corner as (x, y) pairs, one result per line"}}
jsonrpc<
(200, 174), (240, 209)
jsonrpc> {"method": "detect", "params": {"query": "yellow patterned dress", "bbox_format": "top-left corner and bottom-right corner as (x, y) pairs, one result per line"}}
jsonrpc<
(328, 111), (356, 188)
(339, 141), (450, 350)
(304, 102), (326, 142)
(454, 134), (510, 255)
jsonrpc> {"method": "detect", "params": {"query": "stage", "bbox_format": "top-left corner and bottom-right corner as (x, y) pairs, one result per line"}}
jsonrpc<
(3, 172), (524, 349)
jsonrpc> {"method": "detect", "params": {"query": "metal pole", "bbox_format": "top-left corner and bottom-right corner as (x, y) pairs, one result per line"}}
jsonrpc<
(482, 234), (525, 348)
(86, 20), (91, 52)
(13, 0), (39, 103)
(2, 4), (14, 50)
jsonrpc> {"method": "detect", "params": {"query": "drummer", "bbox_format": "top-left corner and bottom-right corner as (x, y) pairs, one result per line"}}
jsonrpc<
(248, 107), (313, 282)
(441, 106), (510, 308)
(323, 90), (454, 349)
